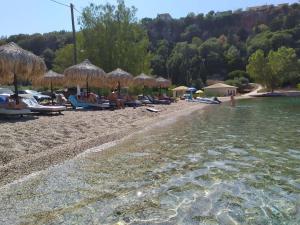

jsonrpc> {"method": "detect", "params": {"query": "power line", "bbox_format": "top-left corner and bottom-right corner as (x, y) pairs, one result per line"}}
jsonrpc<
(74, 7), (82, 15)
(49, 0), (69, 8)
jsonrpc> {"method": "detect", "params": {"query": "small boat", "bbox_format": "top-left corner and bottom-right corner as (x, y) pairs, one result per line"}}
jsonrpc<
(193, 97), (222, 104)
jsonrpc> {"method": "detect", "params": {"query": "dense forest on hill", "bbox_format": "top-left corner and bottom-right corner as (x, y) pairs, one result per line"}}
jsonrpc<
(1, 1), (300, 88)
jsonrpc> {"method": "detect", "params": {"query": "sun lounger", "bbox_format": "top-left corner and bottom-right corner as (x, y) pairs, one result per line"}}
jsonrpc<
(68, 95), (112, 110)
(0, 95), (31, 116)
(146, 95), (171, 105)
(0, 108), (31, 116)
(137, 95), (152, 105)
(124, 99), (142, 107)
(22, 97), (66, 114)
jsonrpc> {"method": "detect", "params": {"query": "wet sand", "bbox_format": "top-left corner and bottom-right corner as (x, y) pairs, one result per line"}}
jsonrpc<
(0, 100), (218, 187)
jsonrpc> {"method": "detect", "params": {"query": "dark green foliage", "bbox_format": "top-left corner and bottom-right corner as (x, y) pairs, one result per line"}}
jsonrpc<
(247, 47), (299, 91)
(3, 31), (73, 70)
(225, 77), (250, 93)
(228, 70), (250, 80)
(79, 0), (152, 74)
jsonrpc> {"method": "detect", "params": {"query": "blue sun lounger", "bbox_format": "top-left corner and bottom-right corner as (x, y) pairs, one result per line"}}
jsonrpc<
(68, 95), (112, 110)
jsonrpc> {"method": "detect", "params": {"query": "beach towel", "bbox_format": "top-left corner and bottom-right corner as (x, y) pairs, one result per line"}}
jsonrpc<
(0, 95), (7, 104)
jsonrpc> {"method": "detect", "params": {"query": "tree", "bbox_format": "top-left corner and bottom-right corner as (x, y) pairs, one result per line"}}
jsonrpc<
(167, 42), (205, 87)
(52, 33), (86, 73)
(42, 48), (55, 69)
(247, 47), (299, 91)
(79, 0), (152, 75)
(151, 40), (170, 76)
(225, 45), (244, 71)
(199, 38), (226, 77)
(247, 49), (270, 89)
(228, 70), (250, 80)
(267, 47), (299, 86)
(52, 44), (74, 73)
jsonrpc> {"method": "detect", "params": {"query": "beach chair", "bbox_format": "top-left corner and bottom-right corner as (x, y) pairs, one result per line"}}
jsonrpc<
(137, 95), (152, 105)
(22, 96), (66, 114)
(124, 99), (142, 107)
(147, 95), (171, 105)
(121, 95), (142, 107)
(0, 95), (31, 116)
(68, 95), (113, 110)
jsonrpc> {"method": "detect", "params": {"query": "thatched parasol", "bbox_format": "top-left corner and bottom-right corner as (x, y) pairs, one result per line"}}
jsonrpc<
(156, 76), (171, 94)
(172, 86), (188, 98)
(107, 68), (133, 94)
(64, 59), (106, 92)
(0, 42), (46, 104)
(134, 73), (156, 96)
(172, 86), (188, 91)
(33, 70), (64, 104)
(134, 73), (156, 87)
(155, 76), (171, 88)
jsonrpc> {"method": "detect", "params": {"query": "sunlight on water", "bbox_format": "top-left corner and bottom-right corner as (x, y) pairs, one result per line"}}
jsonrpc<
(0, 97), (299, 225)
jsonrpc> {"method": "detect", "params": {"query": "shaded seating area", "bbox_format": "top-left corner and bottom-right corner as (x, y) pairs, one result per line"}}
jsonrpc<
(0, 42), (176, 117)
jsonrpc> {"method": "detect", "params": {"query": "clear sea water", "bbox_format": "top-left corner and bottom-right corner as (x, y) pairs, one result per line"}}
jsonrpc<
(0, 97), (299, 225)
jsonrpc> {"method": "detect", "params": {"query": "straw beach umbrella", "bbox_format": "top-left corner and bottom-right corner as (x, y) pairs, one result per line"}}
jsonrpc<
(0, 42), (46, 104)
(107, 68), (133, 95)
(33, 70), (64, 104)
(156, 76), (171, 88)
(64, 59), (106, 93)
(156, 76), (171, 94)
(134, 73), (156, 95)
(172, 86), (188, 98)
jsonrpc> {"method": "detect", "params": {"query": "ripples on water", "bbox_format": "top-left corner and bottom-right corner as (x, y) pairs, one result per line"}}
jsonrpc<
(0, 97), (299, 225)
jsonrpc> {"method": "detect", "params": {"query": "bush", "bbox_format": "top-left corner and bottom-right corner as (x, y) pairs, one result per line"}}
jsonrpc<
(297, 83), (300, 90)
(228, 70), (250, 80)
(225, 77), (250, 93)
(190, 79), (204, 89)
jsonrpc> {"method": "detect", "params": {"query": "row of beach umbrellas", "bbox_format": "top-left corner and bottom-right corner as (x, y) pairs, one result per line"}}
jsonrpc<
(0, 42), (172, 104)
(39, 60), (171, 90)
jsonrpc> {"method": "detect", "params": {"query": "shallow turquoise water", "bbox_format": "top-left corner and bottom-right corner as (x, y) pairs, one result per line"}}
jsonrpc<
(0, 97), (299, 225)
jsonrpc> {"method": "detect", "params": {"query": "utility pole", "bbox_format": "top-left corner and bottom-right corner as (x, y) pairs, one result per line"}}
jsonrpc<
(70, 3), (77, 65)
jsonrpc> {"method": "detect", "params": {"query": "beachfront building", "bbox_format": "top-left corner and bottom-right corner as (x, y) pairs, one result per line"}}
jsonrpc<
(204, 83), (238, 96)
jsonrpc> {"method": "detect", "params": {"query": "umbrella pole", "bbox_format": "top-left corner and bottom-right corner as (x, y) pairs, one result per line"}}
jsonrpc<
(118, 81), (121, 97)
(13, 73), (19, 105)
(50, 80), (54, 105)
(86, 78), (89, 96)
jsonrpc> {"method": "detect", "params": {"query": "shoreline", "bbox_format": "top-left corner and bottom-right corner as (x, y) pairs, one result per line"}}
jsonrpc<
(0, 100), (224, 187)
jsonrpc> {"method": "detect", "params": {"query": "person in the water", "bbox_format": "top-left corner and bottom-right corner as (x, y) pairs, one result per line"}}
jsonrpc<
(230, 93), (235, 107)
